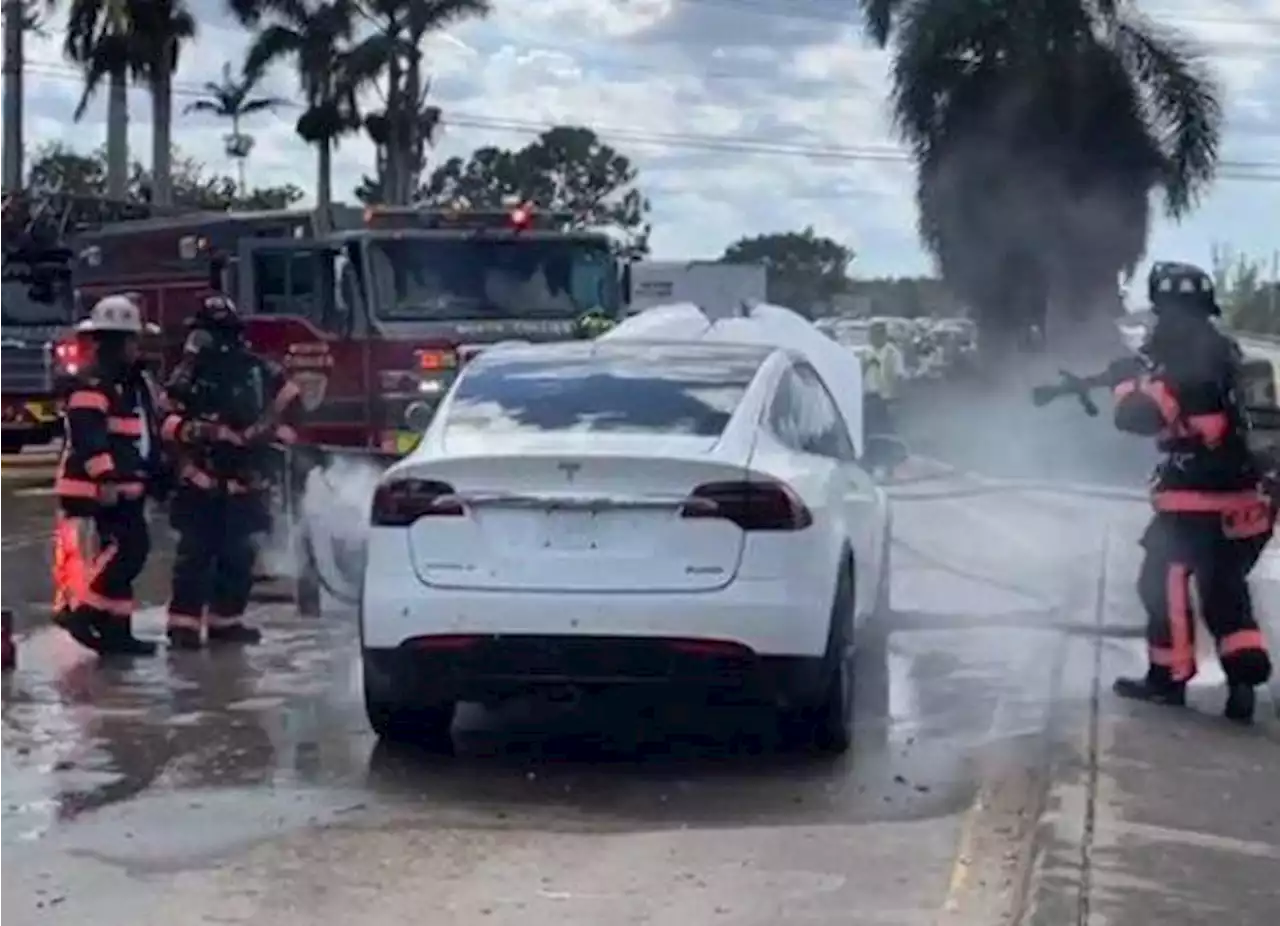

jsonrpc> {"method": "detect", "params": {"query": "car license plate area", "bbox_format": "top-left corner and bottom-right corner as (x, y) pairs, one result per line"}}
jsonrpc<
(541, 511), (598, 551)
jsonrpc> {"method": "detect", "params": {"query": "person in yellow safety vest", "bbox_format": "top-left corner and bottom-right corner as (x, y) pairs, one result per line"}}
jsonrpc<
(863, 320), (905, 439)
(52, 295), (166, 657)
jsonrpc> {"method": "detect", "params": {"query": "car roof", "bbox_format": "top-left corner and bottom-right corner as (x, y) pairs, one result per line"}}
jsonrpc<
(602, 302), (867, 454)
(472, 337), (777, 369)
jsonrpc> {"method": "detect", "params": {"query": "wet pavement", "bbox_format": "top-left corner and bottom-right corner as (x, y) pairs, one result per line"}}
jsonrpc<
(3, 454), (1277, 924)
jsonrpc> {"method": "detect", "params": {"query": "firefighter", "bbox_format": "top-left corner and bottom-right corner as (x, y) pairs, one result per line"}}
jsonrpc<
(52, 295), (163, 657)
(160, 294), (302, 650)
(1111, 261), (1273, 723)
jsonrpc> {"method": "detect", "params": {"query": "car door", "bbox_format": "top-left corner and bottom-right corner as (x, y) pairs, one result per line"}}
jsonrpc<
(789, 362), (884, 621)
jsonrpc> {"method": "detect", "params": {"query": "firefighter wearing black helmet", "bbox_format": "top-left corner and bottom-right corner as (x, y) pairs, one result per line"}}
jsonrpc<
(159, 294), (302, 649)
(1111, 260), (1273, 723)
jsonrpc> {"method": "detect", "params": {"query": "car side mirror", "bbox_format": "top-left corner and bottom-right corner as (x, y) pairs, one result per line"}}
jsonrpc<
(403, 401), (436, 433)
(863, 434), (909, 472)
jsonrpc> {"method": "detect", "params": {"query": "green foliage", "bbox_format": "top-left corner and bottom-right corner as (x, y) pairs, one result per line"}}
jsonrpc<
(25, 142), (304, 211)
(720, 228), (854, 311)
(415, 126), (652, 257)
(1212, 244), (1280, 336)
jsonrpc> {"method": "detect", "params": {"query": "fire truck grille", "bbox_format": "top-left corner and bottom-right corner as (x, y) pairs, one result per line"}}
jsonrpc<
(0, 343), (55, 394)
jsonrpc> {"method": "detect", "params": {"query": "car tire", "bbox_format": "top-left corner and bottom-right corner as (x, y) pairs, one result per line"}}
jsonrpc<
(363, 673), (457, 752)
(781, 562), (855, 756)
(2, 433), (24, 455)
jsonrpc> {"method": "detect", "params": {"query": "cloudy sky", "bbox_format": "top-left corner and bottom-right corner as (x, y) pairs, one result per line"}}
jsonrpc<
(19, 0), (1280, 278)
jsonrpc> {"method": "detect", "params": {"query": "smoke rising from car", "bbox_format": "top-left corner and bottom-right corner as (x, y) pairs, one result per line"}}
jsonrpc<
(260, 456), (384, 599)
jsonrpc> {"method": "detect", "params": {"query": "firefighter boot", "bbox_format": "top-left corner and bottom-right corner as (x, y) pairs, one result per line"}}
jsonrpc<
(96, 618), (159, 657)
(207, 621), (263, 645)
(167, 626), (203, 651)
(1224, 684), (1256, 725)
(1113, 669), (1187, 707)
(54, 607), (103, 653)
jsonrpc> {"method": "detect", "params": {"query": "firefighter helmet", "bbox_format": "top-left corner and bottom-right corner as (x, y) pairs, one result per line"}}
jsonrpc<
(77, 294), (145, 334)
(190, 293), (244, 332)
(1147, 261), (1219, 317)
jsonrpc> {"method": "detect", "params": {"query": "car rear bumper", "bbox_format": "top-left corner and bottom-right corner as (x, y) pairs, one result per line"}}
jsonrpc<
(359, 578), (832, 658)
(362, 635), (828, 707)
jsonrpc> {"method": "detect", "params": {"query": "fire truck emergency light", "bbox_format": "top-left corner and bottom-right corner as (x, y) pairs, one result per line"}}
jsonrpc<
(417, 348), (457, 371)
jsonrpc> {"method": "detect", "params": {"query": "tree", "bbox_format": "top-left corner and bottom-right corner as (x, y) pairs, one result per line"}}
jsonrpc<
(245, 0), (365, 229)
(1212, 244), (1280, 336)
(183, 60), (290, 195)
(61, 0), (145, 199)
(25, 142), (304, 210)
(856, 1), (1222, 350)
(128, 1), (197, 207)
(720, 228), (854, 313)
(418, 126), (652, 256)
(346, 0), (490, 205)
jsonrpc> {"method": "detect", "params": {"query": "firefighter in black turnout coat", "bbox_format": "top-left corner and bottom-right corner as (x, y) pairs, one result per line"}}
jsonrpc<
(160, 295), (302, 649)
(52, 295), (165, 657)
(1111, 261), (1274, 723)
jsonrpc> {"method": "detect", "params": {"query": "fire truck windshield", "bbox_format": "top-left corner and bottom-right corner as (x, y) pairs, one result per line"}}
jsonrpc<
(366, 236), (619, 321)
(1, 280), (71, 326)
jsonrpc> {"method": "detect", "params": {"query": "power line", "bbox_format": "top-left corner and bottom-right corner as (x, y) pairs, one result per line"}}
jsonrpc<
(21, 62), (1280, 181)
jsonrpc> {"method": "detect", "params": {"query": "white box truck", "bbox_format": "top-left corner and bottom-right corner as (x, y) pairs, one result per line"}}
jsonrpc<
(626, 261), (768, 319)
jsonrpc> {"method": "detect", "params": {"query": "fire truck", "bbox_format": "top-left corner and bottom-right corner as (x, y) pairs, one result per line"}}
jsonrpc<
(0, 193), (158, 453)
(66, 200), (626, 453)
(57, 200), (626, 610)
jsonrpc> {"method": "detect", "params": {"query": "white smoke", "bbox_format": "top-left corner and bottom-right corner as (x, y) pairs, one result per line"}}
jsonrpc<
(257, 455), (386, 597)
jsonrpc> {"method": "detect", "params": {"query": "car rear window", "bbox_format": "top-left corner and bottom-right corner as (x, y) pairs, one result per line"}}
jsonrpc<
(444, 344), (768, 436)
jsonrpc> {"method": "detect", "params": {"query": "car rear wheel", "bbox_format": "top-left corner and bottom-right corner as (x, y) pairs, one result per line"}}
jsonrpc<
(363, 663), (456, 751)
(781, 563), (855, 755)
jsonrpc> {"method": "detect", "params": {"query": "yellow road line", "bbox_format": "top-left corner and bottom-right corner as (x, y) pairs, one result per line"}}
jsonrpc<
(941, 782), (985, 912)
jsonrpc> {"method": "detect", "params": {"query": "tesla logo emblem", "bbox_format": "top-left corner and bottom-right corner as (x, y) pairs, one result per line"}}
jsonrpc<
(557, 462), (581, 483)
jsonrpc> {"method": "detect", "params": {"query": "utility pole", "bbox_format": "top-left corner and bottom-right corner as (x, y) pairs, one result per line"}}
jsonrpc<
(2, 0), (24, 193)
(1270, 249), (1278, 319)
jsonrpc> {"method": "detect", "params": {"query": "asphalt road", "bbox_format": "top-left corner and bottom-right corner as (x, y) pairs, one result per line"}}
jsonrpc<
(2, 389), (1275, 926)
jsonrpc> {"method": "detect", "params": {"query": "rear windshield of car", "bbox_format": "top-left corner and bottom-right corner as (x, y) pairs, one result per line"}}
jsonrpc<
(444, 343), (769, 437)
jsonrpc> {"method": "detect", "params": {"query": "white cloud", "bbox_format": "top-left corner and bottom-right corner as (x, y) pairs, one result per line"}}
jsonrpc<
(16, 0), (1280, 278)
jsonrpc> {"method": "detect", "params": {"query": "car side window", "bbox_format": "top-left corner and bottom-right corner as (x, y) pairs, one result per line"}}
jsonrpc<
(767, 363), (855, 460)
(792, 363), (858, 461)
(767, 367), (806, 452)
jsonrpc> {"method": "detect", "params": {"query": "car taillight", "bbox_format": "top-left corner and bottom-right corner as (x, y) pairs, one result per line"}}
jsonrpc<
(681, 480), (813, 531)
(370, 479), (464, 526)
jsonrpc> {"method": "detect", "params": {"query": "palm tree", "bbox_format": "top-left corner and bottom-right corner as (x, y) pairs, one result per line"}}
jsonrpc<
(183, 61), (289, 196)
(128, 0), (196, 207)
(344, 0), (490, 204)
(61, 0), (143, 200)
(856, 0), (1222, 350)
(245, 0), (364, 229)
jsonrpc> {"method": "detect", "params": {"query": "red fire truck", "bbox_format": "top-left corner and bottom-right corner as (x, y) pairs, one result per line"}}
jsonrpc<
(0, 195), (160, 455)
(66, 201), (625, 453)
(57, 201), (626, 610)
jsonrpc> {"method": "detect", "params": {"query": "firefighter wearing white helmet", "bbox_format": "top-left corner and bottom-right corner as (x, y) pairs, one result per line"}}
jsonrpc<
(52, 294), (165, 658)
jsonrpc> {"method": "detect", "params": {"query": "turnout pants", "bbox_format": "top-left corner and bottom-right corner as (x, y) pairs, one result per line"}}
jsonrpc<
(166, 486), (267, 633)
(1137, 512), (1273, 687)
(52, 499), (150, 630)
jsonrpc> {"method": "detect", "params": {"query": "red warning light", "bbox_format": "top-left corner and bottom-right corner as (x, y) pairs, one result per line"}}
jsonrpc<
(509, 206), (531, 228)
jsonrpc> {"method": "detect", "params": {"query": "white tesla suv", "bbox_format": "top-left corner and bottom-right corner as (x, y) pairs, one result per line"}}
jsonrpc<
(360, 336), (894, 754)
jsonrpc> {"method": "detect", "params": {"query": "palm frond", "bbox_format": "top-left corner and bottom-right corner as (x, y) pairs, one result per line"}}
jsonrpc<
(182, 98), (224, 116)
(240, 95), (292, 115)
(1113, 14), (1222, 217)
(857, 0), (909, 47)
(244, 23), (304, 81)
